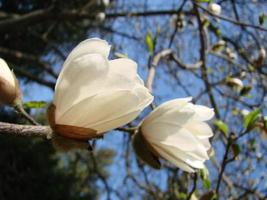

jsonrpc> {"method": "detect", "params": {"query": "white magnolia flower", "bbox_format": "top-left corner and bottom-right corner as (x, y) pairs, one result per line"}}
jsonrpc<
(139, 97), (214, 172)
(49, 38), (153, 140)
(208, 3), (222, 15)
(0, 58), (20, 105)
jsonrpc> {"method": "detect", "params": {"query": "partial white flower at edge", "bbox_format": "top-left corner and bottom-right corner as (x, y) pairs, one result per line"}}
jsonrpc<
(0, 58), (21, 105)
(49, 38), (153, 140)
(138, 97), (214, 172)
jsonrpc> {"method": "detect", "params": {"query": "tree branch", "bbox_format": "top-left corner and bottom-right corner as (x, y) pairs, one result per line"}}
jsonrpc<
(196, 3), (267, 32)
(193, 1), (220, 119)
(0, 122), (52, 138)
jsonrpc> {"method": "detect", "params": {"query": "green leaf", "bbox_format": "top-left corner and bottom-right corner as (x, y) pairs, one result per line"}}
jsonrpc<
(244, 109), (261, 130)
(231, 143), (240, 159)
(23, 101), (47, 109)
(203, 179), (211, 190)
(200, 167), (211, 189)
(214, 120), (228, 136)
(177, 193), (187, 200)
(145, 32), (154, 54)
(196, 0), (211, 2)
(259, 13), (265, 25)
(203, 18), (210, 28)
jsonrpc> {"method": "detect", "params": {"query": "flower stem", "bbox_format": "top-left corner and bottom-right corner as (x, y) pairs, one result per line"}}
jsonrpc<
(14, 103), (40, 125)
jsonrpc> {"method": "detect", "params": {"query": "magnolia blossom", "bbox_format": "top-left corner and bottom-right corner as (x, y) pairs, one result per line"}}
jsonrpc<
(0, 58), (20, 105)
(49, 38), (153, 140)
(139, 97), (214, 172)
(208, 3), (222, 15)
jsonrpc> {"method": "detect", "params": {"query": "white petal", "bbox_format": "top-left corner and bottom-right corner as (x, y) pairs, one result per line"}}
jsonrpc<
(151, 143), (195, 172)
(153, 143), (205, 169)
(132, 86), (154, 110)
(143, 97), (192, 125)
(102, 60), (149, 93)
(57, 90), (148, 132)
(90, 110), (140, 133)
(186, 104), (214, 121)
(54, 54), (109, 117)
(142, 123), (208, 159)
(184, 122), (213, 139)
(65, 38), (111, 63)
(55, 38), (111, 92)
(199, 138), (211, 150)
(0, 58), (15, 87)
(109, 58), (137, 80)
(109, 58), (145, 86)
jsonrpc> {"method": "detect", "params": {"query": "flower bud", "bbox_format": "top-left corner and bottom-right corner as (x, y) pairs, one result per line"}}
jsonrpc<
(253, 47), (266, 67)
(96, 12), (106, 22)
(208, 3), (222, 15)
(0, 58), (21, 105)
(226, 77), (243, 89)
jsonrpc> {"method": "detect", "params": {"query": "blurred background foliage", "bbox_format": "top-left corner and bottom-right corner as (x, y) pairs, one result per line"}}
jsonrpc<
(0, 0), (267, 199)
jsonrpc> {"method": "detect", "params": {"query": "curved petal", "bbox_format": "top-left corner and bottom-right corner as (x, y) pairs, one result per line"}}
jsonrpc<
(153, 143), (206, 169)
(142, 123), (208, 159)
(184, 121), (213, 139)
(151, 143), (195, 172)
(65, 38), (111, 63)
(0, 58), (15, 87)
(143, 97), (192, 125)
(101, 61), (149, 93)
(57, 90), (146, 131)
(109, 58), (145, 86)
(56, 38), (111, 88)
(90, 110), (141, 133)
(149, 107), (195, 126)
(186, 104), (214, 121)
(198, 138), (211, 150)
(132, 86), (153, 110)
(54, 54), (109, 117)
(109, 58), (138, 80)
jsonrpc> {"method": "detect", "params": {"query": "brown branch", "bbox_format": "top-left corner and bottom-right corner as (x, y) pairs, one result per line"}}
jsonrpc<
(197, 3), (267, 32)
(193, 1), (220, 119)
(187, 173), (198, 200)
(0, 8), (194, 32)
(14, 67), (55, 89)
(0, 47), (58, 79)
(146, 49), (173, 92)
(145, 49), (201, 92)
(106, 10), (194, 18)
(0, 7), (54, 32)
(0, 122), (52, 138)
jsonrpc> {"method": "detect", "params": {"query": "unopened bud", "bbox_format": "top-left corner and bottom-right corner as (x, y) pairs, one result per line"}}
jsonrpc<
(208, 3), (222, 16)
(0, 58), (21, 106)
(96, 12), (106, 22)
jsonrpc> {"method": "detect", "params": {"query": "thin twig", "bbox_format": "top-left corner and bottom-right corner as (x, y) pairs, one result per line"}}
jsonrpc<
(14, 103), (40, 125)
(187, 173), (198, 200)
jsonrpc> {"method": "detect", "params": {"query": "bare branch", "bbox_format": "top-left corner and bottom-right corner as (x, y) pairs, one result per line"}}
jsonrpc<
(0, 122), (52, 138)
